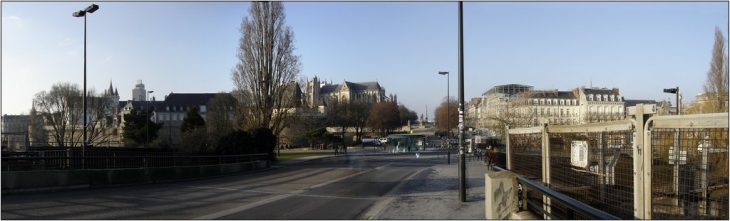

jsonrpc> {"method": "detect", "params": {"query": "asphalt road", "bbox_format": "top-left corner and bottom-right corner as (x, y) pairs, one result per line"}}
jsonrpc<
(1, 152), (447, 220)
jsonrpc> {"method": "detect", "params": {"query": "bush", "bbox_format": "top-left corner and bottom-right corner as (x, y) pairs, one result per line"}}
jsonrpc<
(248, 127), (277, 162)
(181, 127), (210, 154)
(217, 130), (252, 155)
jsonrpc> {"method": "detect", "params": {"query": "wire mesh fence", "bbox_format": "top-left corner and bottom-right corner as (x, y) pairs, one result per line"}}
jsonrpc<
(650, 127), (729, 220)
(508, 132), (542, 180)
(547, 130), (635, 219)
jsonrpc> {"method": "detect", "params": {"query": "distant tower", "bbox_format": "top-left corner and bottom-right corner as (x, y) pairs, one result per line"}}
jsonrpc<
(108, 80), (120, 105)
(425, 104), (428, 122)
(308, 76), (320, 107)
(132, 80), (147, 101)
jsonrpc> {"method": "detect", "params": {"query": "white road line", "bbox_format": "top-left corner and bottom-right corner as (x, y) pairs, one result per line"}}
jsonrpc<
(307, 163), (391, 189)
(193, 193), (293, 220)
(364, 167), (428, 220)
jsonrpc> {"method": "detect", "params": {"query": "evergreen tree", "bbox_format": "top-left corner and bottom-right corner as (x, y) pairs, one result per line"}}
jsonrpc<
(181, 106), (206, 134)
(122, 107), (163, 145)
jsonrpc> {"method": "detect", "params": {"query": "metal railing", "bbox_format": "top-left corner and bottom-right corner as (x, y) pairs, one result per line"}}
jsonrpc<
(2, 152), (269, 171)
(494, 166), (620, 220)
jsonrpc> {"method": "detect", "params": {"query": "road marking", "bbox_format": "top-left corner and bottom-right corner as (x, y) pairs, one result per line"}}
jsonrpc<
(363, 167), (429, 220)
(193, 193), (293, 220)
(307, 163), (391, 189)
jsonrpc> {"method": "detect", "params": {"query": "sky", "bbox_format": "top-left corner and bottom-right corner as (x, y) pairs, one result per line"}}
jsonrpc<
(2, 2), (728, 119)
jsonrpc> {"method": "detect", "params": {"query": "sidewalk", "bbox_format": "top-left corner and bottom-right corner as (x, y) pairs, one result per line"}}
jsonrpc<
(368, 159), (492, 220)
(273, 149), (495, 219)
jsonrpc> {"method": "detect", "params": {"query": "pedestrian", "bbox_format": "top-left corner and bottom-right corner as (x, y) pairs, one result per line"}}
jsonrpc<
(485, 145), (496, 171)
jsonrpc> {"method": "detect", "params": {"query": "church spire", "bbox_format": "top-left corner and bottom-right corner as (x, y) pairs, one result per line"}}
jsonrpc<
(109, 80), (114, 95)
(114, 87), (118, 96)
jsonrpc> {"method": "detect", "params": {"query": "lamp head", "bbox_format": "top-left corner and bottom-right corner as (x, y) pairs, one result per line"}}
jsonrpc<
(72, 10), (86, 17)
(85, 4), (99, 13)
(149, 91), (154, 93)
(663, 88), (678, 94)
(438, 71), (449, 75)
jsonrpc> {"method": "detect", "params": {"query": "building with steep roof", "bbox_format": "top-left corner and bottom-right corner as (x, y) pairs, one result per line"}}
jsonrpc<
(305, 76), (394, 108)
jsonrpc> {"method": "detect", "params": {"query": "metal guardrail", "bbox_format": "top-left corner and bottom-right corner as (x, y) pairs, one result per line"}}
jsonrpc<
(2, 153), (270, 171)
(494, 166), (620, 220)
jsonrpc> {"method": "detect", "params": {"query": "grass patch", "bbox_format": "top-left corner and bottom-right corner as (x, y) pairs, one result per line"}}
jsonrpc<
(276, 152), (334, 162)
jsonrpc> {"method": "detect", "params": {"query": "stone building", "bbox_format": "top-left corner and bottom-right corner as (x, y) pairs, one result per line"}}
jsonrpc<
(471, 84), (629, 136)
(1, 114), (31, 151)
(305, 76), (394, 108)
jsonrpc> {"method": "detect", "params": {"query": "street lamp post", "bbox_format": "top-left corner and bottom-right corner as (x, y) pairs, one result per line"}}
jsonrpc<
(438, 71), (449, 138)
(147, 91), (154, 148)
(457, 1), (466, 202)
(73, 4), (99, 169)
(663, 87), (681, 115)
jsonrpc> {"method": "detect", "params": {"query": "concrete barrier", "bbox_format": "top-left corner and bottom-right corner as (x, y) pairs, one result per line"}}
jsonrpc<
(1, 161), (270, 192)
(485, 171), (519, 219)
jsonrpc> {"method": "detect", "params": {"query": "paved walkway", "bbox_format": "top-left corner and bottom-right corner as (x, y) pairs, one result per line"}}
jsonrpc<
(273, 148), (496, 220)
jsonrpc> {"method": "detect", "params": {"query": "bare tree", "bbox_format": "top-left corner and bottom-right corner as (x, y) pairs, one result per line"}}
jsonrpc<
(366, 101), (399, 137)
(32, 82), (113, 148)
(231, 2), (302, 137)
(350, 99), (372, 142)
(701, 26), (729, 113)
(485, 93), (537, 143)
(206, 92), (237, 152)
(326, 99), (351, 139)
(435, 97), (458, 135)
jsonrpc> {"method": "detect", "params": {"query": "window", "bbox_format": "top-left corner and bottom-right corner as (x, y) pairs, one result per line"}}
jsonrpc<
(172, 113), (177, 121)
(166, 106), (169, 111)
(200, 105), (206, 112)
(547, 100), (551, 105)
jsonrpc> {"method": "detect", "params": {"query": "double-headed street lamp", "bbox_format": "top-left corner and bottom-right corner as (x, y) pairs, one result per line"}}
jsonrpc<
(147, 91), (154, 148)
(663, 87), (681, 115)
(73, 4), (99, 167)
(438, 71), (449, 138)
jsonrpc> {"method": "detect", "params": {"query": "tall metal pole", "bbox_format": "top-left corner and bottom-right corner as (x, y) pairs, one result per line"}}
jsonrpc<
(458, 1), (466, 202)
(676, 87), (681, 115)
(447, 74), (450, 138)
(147, 100), (149, 148)
(82, 14), (87, 169)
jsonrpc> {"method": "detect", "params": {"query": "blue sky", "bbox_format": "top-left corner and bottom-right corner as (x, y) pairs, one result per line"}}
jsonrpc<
(2, 2), (728, 119)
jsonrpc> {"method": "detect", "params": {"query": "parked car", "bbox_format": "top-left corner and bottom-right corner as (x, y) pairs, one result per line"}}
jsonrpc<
(362, 138), (381, 146)
(378, 137), (388, 144)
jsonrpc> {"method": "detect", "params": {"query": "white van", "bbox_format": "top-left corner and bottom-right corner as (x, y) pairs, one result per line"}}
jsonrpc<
(378, 137), (388, 144)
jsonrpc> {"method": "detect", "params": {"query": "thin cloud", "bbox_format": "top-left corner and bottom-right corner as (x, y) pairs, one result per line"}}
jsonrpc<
(105, 55), (113, 62)
(59, 38), (73, 47)
(2, 15), (21, 22)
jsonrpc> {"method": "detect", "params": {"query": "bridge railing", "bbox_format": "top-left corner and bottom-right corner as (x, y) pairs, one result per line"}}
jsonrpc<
(1, 152), (270, 171)
(506, 104), (728, 219)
